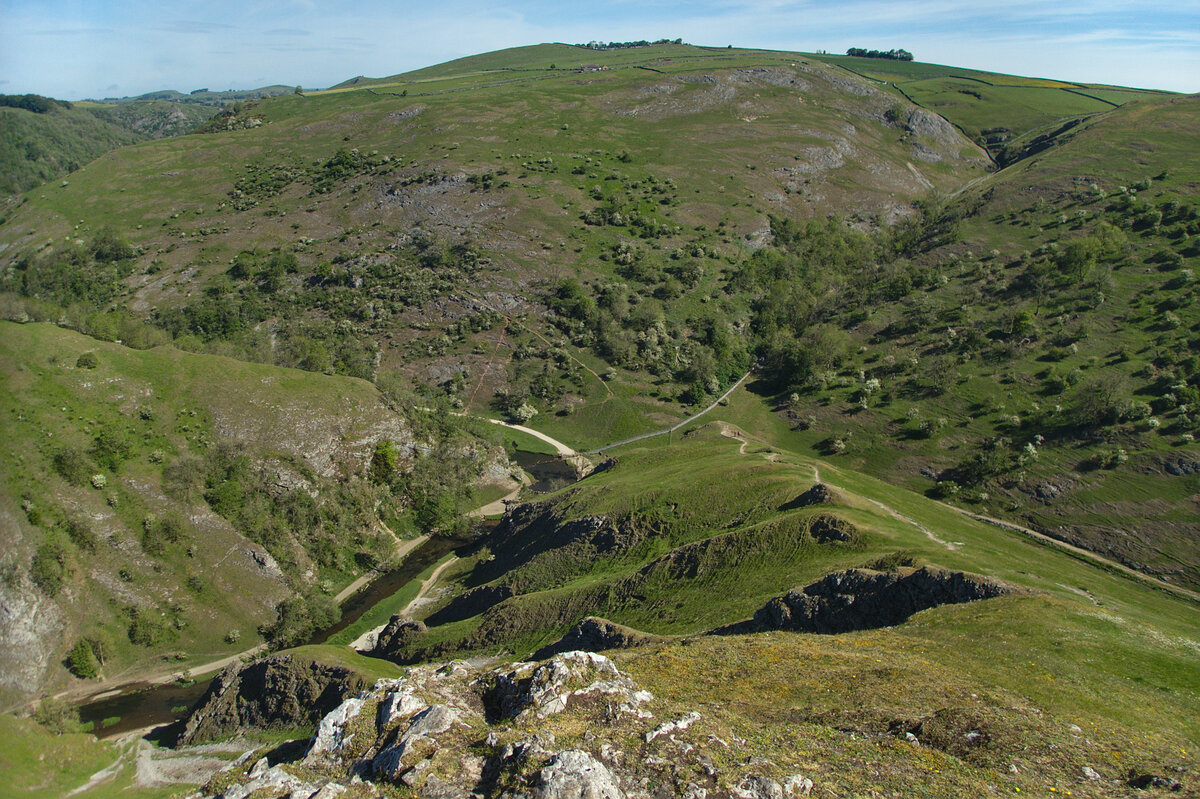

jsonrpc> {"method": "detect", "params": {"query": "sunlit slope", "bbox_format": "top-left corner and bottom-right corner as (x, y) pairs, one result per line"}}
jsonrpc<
(811, 53), (1172, 158)
(0, 43), (988, 446)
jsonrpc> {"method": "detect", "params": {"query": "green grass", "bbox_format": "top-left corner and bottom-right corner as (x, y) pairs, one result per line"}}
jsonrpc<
(617, 594), (1198, 796)
(0, 714), (184, 799)
(278, 644), (407, 683)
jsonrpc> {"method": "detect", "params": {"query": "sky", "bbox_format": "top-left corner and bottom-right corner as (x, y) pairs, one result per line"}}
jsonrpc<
(1, 0), (1197, 99)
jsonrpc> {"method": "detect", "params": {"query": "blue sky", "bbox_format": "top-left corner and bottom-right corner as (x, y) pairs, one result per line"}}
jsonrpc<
(1, 0), (1197, 99)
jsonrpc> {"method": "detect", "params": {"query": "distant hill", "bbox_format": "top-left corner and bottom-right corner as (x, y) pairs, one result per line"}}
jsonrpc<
(0, 86), (297, 196)
(93, 85), (298, 107)
(0, 103), (144, 195)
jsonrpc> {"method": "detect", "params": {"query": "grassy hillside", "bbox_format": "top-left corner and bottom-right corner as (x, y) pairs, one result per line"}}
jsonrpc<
(0, 43), (989, 448)
(810, 53), (1171, 159)
(0, 43), (1194, 635)
(357, 417), (1200, 794)
(0, 98), (219, 197)
(377, 422), (1198, 656)
(0, 104), (144, 195)
(0, 321), (507, 707)
(743, 94), (1200, 589)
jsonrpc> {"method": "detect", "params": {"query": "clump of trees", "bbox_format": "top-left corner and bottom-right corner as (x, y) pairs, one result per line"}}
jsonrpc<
(576, 39), (684, 50)
(846, 48), (914, 61)
(260, 594), (340, 648)
(0, 93), (72, 113)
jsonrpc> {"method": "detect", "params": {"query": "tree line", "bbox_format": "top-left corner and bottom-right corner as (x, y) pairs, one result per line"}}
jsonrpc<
(845, 48), (914, 61)
(576, 39), (684, 50)
(0, 93), (73, 113)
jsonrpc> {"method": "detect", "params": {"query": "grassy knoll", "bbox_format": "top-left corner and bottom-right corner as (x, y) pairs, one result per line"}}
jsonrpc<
(277, 644), (406, 682)
(380, 422), (1200, 668)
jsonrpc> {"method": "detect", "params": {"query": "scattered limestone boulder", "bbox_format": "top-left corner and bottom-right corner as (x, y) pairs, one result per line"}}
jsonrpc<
(783, 774), (814, 796)
(534, 749), (625, 799)
(645, 711), (701, 743)
(733, 775), (784, 799)
(489, 651), (653, 721)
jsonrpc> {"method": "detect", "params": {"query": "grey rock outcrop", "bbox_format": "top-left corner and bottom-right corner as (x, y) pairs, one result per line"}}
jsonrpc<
(715, 567), (1015, 635)
(534, 749), (624, 799)
(179, 654), (374, 745)
(488, 650), (653, 721)
(532, 616), (665, 660)
(370, 617), (427, 657)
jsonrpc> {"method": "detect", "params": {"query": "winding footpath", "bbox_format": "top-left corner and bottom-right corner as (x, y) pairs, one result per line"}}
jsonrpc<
(585, 370), (752, 455)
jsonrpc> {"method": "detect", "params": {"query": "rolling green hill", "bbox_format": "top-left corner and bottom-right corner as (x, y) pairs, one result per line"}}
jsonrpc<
(0, 43), (989, 440)
(809, 53), (1171, 160)
(0, 42), (1197, 799)
(747, 93), (1200, 590)
(0, 104), (145, 195)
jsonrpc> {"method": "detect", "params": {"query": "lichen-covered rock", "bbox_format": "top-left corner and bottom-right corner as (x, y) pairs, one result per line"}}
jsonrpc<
(377, 688), (427, 728)
(534, 749), (624, 799)
(488, 651), (653, 721)
(305, 697), (365, 762)
(732, 775), (784, 799)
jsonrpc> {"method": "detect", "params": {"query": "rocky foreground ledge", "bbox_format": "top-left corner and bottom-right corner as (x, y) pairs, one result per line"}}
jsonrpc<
(195, 650), (814, 799)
